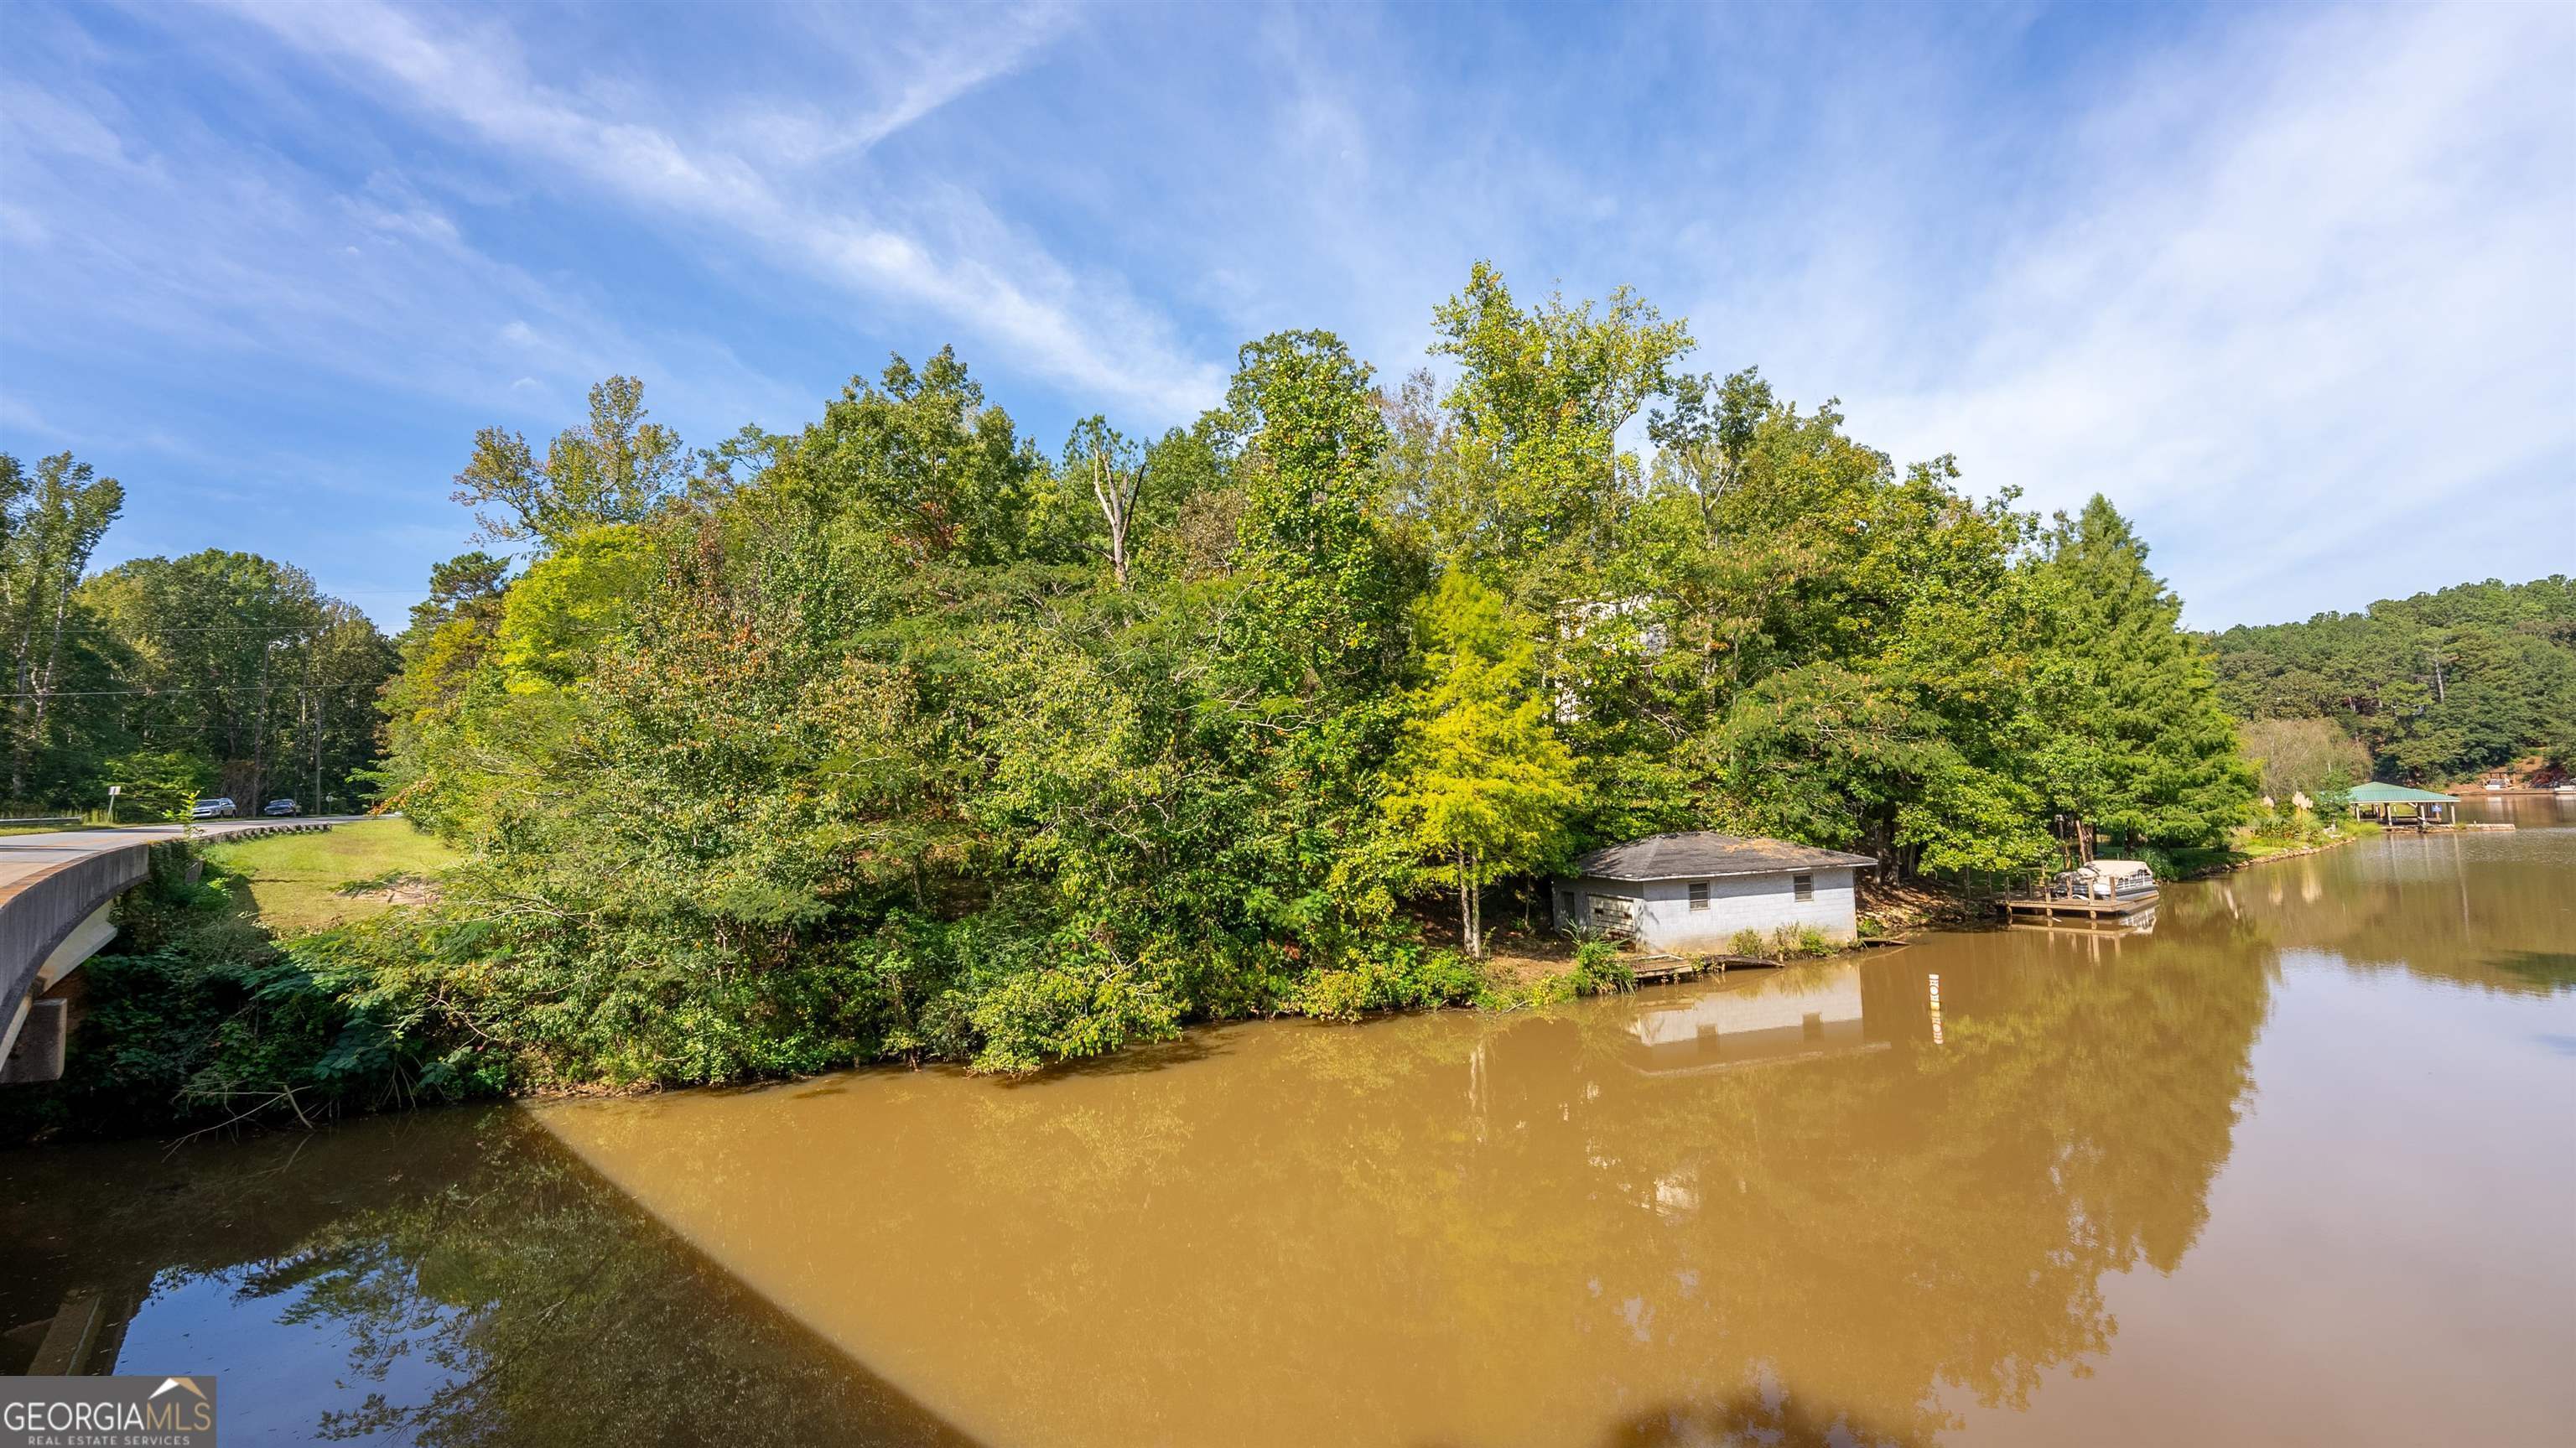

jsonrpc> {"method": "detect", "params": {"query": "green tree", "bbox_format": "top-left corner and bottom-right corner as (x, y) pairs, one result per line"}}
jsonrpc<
(1420, 261), (1693, 573)
(1380, 573), (1580, 957)
(2028, 496), (2255, 856)
(2210, 575), (2574, 782)
(2237, 716), (2370, 802)
(771, 348), (1046, 566)
(489, 525), (658, 692)
(453, 376), (686, 549)
(3, 451), (125, 800)
(1222, 329), (1408, 688)
(80, 552), (392, 809)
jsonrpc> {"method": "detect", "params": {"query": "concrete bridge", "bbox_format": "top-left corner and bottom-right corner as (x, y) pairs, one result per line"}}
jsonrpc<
(0, 818), (357, 1084)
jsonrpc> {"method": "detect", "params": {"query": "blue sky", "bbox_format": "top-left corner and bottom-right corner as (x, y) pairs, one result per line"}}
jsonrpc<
(3, 0), (2569, 630)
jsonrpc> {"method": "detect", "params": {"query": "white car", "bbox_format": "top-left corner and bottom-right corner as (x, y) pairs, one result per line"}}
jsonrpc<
(191, 797), (238, 819)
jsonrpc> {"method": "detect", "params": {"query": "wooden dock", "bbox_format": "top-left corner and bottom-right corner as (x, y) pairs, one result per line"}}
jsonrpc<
(1997, 891), (2159, 926)
(1628, 953), (1779, 985)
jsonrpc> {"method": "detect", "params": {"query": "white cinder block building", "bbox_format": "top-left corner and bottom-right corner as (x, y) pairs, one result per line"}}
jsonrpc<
(1552, 832), (1876, 952)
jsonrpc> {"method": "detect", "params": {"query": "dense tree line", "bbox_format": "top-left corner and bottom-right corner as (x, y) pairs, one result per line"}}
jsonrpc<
(1, 453), (394, 816)
(2209, 575), (2576, 784)
(327, 267), (2251, 1088)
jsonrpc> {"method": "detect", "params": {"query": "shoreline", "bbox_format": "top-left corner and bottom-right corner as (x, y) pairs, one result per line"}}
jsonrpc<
(2178, 831), (2365, 880)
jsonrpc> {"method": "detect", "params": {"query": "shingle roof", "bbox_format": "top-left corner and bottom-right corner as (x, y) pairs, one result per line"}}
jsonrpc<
(1570, 831), (1878, 882)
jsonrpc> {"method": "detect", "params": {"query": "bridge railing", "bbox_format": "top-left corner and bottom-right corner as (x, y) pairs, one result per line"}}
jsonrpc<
(3, 839), (154, 1082)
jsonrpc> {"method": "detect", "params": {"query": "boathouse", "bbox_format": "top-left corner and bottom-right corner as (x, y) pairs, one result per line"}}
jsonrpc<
(2346, 781), (2459, 828)
(1553, 832), (1875, 953)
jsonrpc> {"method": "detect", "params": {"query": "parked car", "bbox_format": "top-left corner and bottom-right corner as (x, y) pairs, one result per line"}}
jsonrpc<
(262, 798), (301, 817)
(191, 797), (237, 819)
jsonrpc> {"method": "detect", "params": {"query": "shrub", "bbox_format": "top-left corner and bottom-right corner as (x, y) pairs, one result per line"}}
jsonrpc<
(966, 957), (1180, 1073)
(1730, 928), (1768, 960)
(1523, 971), (1578, 1007)
(1571, 939), (1634, 995)
(0, 845), (444, 1143)
(1290, 944), (1483, 1021)
(1294, 968), (1376, 1022)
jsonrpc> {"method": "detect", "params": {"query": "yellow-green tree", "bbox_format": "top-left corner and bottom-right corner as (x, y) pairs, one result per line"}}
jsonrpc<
(1380, 573), (1581, 956)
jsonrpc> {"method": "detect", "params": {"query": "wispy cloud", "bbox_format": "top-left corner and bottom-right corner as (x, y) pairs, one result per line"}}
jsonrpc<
(3, 1), (2568, 631)
(205, 0), (1222, 418)
(1852, 6), (2575, 624)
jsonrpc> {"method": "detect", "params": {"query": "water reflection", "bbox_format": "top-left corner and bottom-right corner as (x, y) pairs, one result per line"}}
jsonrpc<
(2, 813), (2568, 1445)
(0, 1110), (974, 1445)
(2167, 812), (2576, 995)
(531, 922), (2271, 1448)
(1617, 962), (1882, 1075)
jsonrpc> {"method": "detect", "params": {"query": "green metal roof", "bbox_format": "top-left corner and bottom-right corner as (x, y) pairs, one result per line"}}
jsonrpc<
(2346, 781), (2456, 804)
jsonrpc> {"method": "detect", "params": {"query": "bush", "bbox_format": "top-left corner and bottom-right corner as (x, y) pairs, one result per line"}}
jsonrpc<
(1571, 939), (1633, 994)
(1730, 928), (1768, 960)
(1783, 925), (1834, 958)
(965, 956), (1180, 1073)
(1523, 971), (1578, 1007)
(0, 844), (441, 1143)
(100, 749), (214, 822)
(1290, 944), (1483, 1022)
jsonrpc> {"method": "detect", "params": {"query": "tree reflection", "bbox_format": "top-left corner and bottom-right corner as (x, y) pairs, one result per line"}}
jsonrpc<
(522, 929), (2272, 1446)
(2163, 829), (2574, 996)
(8, 921), (2277, 1447)
(0, 1108), (976, 1447)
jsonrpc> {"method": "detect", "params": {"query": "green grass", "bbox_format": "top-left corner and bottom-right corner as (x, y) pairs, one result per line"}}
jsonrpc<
(200, 817), (464, 937)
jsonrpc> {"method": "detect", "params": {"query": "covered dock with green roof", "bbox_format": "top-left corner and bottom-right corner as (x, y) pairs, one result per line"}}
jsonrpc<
(2346, 781), (2459, 828)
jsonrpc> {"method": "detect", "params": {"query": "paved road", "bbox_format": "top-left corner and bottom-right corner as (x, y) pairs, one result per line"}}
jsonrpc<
(0, 817), (371, 892)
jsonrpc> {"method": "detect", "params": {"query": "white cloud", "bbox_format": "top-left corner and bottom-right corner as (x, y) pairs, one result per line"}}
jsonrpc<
(7, 0), (2566, 631)
(205, 0), (1223, 419)
(1852, 5), (2576, 624)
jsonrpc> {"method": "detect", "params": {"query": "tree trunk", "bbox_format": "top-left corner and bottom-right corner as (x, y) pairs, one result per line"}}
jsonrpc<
(1470, 849), (1483, 958)
(1458, 849), (1478, 958)
(1092, 454), (1135, 590)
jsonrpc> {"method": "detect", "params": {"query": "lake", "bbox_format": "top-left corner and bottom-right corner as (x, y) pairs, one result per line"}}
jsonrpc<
(6, 797), (2572, 1445)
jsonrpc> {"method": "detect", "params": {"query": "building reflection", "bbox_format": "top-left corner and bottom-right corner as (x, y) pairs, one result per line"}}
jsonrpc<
(1617, 963), (1882, 1076)
(5, 911), (2283, 1448)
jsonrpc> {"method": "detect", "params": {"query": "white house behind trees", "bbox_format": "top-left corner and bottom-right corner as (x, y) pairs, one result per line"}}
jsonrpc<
(1553, 832), (1875, 952)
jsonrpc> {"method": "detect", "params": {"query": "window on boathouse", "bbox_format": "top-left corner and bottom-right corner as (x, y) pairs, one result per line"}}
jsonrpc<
(1793, 873), (1814, 901)
(1688, 882), (1709, 911)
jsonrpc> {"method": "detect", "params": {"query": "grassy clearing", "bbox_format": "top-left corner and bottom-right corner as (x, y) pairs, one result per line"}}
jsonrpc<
(201, 817), (464, 937)
(2168, 819), (2385, 878)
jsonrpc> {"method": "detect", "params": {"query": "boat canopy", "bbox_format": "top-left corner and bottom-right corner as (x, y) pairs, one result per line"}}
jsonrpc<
(2079, 859), (2153, 880)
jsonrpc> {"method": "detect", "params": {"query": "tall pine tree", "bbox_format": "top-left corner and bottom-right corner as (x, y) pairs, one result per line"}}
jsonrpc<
(2028, 496), (2255, 858)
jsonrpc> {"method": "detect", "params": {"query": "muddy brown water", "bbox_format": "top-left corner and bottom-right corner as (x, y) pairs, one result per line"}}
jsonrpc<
(5, 797), (2572, 1445)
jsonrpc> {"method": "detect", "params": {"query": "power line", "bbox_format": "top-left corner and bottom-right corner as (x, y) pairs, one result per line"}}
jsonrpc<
(40, 623), (394, 636)
(2, 681), (394, 699)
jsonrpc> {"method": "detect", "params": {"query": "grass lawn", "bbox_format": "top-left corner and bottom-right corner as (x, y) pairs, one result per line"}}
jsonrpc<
(2171, 820), (2385, 878)
(202, 817), (464, 937)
